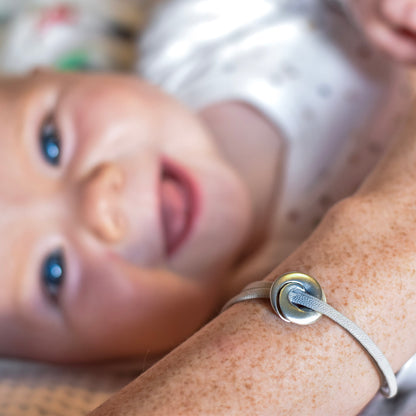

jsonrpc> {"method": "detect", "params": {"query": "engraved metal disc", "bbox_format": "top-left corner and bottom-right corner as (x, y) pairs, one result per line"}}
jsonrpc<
(270, 272), (326, 325)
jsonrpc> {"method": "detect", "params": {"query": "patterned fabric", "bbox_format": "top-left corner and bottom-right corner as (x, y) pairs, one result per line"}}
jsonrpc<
(0, 0), (149, 73)
(0, 359), (138, 416)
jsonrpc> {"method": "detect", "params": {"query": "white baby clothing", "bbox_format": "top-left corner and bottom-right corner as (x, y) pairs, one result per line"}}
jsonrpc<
(138, 0), (411, 263)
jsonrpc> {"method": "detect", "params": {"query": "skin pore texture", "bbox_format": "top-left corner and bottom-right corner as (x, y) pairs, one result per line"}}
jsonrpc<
(90, 106), (416, 415)
(0, 70), (282, 363)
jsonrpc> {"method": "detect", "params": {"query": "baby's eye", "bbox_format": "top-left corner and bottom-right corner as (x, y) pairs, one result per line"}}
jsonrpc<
(42, 250), (65, 301)
(40, 119), (61, 166)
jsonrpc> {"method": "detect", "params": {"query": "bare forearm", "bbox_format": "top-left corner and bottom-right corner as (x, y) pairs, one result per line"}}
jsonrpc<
(90, 214), (416, 413)
(90, 114), (416, 415)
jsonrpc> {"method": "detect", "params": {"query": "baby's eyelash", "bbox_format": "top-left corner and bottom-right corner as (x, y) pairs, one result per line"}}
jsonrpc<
(39, 117), (61, 167)
(41, 249), (65, 302)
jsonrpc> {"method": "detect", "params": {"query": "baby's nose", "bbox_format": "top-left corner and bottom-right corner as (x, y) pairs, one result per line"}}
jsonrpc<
(79, 163), (126, 243)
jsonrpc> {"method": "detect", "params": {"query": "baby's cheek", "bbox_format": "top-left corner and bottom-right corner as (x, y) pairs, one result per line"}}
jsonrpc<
(379, 0), (400, 23)
(380, 0), (416, 29)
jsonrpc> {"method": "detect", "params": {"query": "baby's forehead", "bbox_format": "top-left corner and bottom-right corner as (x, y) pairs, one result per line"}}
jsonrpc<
(0, 211), (28, 305)
(0, 73), (42, 99)
(0, 201), (50, 309)
(0, 71), (77, 112)
(0, 76), (41, 149)
(0, 197), (34, 241)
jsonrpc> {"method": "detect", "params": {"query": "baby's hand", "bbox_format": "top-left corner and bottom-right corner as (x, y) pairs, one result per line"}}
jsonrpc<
(349, 0), (416, 63)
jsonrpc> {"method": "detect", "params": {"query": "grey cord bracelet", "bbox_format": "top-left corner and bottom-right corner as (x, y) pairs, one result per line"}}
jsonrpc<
(222, 272), (397, 399)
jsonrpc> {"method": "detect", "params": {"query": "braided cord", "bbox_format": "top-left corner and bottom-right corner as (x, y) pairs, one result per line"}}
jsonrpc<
(288, 288), (396, 398)
(222, 275), (397, 398)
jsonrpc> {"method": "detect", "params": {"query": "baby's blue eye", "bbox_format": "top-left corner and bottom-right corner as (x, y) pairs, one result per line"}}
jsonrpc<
(40, 120), (61, 166)
(42, 250), (65, 300)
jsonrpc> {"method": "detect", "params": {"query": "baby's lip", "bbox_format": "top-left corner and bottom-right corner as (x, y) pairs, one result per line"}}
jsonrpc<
(159, 158), (199, 257)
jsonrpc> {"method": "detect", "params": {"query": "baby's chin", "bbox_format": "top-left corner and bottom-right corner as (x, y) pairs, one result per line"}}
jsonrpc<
(167, 177), (253, 282)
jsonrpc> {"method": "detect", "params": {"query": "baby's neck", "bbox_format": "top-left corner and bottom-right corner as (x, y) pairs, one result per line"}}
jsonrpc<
(199, 101), (284, 258)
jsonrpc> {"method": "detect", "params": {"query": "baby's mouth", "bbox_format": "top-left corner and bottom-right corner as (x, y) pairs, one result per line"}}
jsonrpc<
(160, 159), (198, 256)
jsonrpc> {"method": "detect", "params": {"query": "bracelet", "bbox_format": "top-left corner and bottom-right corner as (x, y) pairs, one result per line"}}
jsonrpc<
(222, 272), (397, 398)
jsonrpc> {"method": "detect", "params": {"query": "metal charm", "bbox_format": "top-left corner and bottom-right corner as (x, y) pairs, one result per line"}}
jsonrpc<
(270, 272), (326, 325)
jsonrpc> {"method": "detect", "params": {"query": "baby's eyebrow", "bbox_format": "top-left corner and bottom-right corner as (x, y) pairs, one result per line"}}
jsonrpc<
(17, 79), (61, 135)
(0, 238), (28, 320)
(1, 225), (56, 319)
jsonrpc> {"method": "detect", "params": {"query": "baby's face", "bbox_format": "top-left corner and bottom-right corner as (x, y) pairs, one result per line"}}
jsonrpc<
(0, 71), (252, 362)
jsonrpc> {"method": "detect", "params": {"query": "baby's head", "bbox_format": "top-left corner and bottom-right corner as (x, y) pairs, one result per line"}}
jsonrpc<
(0, 70), (253, 363)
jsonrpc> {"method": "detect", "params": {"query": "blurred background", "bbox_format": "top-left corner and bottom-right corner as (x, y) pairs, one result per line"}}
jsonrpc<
(0, 0), (157, 74)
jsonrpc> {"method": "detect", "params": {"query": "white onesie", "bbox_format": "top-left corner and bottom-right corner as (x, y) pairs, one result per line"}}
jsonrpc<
(138, 0), (411, 263)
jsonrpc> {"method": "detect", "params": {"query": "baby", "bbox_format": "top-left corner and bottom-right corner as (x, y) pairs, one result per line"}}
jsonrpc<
(0, 0), (414, 368)
(0, 70), (250, 363)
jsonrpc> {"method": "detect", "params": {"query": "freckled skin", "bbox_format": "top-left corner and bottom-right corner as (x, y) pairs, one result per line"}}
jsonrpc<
(90, 108), (416, 414)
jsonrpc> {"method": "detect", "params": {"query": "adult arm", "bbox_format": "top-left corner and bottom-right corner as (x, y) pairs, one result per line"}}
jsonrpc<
(89, 113), (416, 415)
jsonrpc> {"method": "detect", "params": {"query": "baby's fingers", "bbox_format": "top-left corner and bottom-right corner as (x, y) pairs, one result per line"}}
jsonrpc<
(367, 20), (416, 63)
